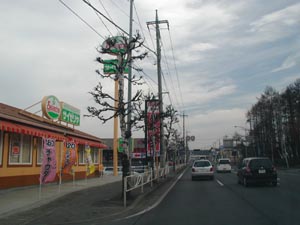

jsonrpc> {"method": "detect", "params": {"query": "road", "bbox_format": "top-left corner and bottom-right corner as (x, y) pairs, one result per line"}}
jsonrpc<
(108, 168), (300, 225)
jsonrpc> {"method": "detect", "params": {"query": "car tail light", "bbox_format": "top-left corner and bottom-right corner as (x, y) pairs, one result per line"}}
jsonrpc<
(192, 168), (196, 172)
(246, 167), (251, 173)
(210, 167), (214, 172)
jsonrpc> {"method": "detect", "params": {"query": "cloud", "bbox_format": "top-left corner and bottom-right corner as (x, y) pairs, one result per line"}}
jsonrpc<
(183, 79), (237, 109)
(247, 2), (300, 43)
(272, 52), (300, 72)
(250, 3), (300, 30)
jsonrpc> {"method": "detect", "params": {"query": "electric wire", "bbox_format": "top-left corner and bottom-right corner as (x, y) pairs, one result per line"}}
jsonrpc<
(97, 0), (119, 34)
(168, 28), (185, 111)
(86, 0), (113, 36)
(133, 2), (154, 56)
(82, 0), (156, 55)
(82, 0), (127, 34)
(109, 0), (130, 18)
(161, 37), (180, 110)
(59, 0), (105, 39)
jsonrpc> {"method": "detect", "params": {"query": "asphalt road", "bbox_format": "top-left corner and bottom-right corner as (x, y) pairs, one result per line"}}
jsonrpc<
(109, 168), (300, 225)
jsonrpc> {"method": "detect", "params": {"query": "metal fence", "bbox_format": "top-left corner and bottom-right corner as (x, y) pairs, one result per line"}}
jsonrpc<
(123, 166), (170, 207)
(123, 164), (188, 207)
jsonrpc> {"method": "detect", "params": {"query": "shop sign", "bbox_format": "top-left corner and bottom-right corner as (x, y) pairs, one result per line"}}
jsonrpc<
(103, 59), (129, 74)
(132, 152), (146, 159)
(101, 36), (127, 55)
(12, 143), (20, 156)
(118, 137), (124, 152)
(145, 100), (160, 157)
(60, 102), (80, 126)
(42, 96), (61, 120)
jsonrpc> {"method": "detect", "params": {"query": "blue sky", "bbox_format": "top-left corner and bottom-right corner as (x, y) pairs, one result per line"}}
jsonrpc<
(0, 0), (299, 149)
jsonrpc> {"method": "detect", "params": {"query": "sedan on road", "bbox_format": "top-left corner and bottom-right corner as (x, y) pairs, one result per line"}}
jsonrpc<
(191, 159), (214, 180)
(216, 158), (232, 173)
(237, 157), (277, 187)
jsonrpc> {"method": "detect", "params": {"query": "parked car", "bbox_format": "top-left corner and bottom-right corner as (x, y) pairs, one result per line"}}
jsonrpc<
(103, 167), (122, 176)
(216, 158), (231, 173)
(191, 159), (214, 180)
(237, 157), (277, 187)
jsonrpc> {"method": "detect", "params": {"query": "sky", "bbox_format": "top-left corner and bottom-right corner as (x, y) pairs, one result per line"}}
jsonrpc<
(1, 0), (300, 149)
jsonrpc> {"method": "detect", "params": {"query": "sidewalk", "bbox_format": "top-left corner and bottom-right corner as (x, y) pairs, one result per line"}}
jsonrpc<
(0, 175), (122, 218)
(0, 167), (186, 225)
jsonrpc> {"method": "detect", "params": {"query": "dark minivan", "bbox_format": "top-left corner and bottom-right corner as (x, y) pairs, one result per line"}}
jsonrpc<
(237, 157), (277, 187)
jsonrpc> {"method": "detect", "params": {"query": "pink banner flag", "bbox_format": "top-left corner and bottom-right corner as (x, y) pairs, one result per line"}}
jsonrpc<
(40, 138), (57, 184)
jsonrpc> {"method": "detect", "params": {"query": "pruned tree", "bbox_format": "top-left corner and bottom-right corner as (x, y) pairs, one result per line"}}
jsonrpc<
(86, 33), (147, 155)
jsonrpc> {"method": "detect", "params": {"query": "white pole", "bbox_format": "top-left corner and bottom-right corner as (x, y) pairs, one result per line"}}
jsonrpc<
(59, 142), (63, 193)
(124, 176), (127, 207)
(39, 183), (42, 200)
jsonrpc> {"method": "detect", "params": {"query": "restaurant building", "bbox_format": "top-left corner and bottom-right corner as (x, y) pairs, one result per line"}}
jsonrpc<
(0, 98), (107, 189)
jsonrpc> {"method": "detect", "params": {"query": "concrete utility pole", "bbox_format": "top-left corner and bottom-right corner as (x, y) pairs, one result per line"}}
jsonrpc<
(127, 0), (134, 169)
(147, 10), (169, 168)
(181, 113), (188, 164)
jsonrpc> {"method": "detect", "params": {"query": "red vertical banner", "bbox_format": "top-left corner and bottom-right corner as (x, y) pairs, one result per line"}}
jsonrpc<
(62, 141), (77, 174)
(40, 138), (57, 184)
(146, 100), (160, 157)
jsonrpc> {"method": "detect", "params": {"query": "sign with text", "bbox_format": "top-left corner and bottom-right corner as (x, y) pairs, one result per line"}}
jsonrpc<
(41, 96), (80, 126)
(101, 36), (127, 55)
(103, 59), (129, 74)
(42, 96), (61, 120)
(60, 102), (80, 126)
(40, 138), (57, 184)
(145, 100), (160, 158)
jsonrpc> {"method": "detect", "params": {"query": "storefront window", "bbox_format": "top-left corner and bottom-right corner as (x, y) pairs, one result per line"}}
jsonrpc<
(78, 144), (86, 165)
(36, 137), (43, 165)
(9, 133), (32, 165)
(91, 147), (99, 164)
(0, 131), (3, 166)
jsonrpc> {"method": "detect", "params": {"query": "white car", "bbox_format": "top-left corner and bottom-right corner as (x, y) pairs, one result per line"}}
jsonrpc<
(191, 160), (214, 180)
(216, 158), (231, 173)
(103, 167), (122, 176)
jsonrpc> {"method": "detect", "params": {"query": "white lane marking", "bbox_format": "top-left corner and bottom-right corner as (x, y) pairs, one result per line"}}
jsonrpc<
(216, 179), (224, 187)
(124, 172), (185, 219)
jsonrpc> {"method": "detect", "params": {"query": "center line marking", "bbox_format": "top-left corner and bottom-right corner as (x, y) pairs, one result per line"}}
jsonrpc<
(216, 179), (224, 186)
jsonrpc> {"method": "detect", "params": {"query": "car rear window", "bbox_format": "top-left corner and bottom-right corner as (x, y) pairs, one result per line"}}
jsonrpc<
(219, 160), (230, 164)
(249, 159), (272, 169)
(194, 161), (211, 167)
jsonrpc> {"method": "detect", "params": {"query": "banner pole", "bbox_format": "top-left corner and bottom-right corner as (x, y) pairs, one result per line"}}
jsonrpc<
(39, 182), (42, 200)
(59, 141), (64, 193)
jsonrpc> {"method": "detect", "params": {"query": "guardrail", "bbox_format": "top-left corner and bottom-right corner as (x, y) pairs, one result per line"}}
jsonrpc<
(123, 164), (187, 207)
(123, 166), (170, 207)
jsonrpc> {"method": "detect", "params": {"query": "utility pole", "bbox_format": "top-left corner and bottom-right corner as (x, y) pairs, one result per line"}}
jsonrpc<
(127, 0), (134, 169)
(181, 113), (188, 164)
(147, 10), (169, 168)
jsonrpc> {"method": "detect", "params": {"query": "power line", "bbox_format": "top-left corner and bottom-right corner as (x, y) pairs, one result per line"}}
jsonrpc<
(161, 37), (180, 109)
(59, 0), (105, 39)
(168, 28), (185, 111)
(109, 0), (130, 18)
(86, 0), (113, 36)
(82, 0), (156, 55)
(133, 2), (155, 54)
(82, 0), (127, 34)
(97, 0), (119, 34)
